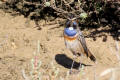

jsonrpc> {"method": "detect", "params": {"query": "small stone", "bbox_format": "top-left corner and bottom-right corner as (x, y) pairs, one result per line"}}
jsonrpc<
(45, 2), (50, 7)
(80, 13), (88, 19)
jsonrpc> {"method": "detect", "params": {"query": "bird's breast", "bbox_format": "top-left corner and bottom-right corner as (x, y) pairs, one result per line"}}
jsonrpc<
(64, 35), (77, 41)
(64, 28), (77, 41)
(64, 28), (77, 36)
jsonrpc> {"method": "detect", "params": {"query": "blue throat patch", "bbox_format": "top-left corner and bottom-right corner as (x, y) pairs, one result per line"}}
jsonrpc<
(64, 28), (77, 36)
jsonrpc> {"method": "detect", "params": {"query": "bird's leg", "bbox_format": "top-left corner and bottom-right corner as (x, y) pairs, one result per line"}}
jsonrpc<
(78, 54), (83, 70)
(69, 55), (76, 74)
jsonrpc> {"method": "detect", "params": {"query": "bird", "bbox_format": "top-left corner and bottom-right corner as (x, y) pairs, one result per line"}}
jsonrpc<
(64, 17), (96, 73)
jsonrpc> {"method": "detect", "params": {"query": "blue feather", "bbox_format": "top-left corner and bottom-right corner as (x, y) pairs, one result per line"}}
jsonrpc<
(64, 28), (77, 36)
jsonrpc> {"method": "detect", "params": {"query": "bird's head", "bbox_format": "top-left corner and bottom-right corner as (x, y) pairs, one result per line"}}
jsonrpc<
(64, 15), (78, 36)
(66, 18), (78, 30)
(65, 14), (79, 30)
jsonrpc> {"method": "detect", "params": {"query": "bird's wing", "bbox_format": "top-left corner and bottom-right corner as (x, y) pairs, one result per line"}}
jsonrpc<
(77, 30), (96, 62)
(77, 30), (89, 57)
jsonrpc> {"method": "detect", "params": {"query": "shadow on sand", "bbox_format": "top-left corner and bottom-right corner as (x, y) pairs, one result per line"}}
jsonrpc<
(55, 54), (92, 69)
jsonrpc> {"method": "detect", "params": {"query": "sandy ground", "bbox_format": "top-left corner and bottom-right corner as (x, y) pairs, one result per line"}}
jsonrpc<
(0, 9), (120, 80)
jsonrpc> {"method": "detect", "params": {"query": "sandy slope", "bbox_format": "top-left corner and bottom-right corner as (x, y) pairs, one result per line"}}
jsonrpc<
(0, 10), (120, 80)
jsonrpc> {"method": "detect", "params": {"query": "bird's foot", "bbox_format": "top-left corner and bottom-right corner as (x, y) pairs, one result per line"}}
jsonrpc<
(78, 63), (83, 70)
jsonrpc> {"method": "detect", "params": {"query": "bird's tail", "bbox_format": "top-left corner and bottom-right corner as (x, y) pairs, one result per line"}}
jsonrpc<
(88, 50), (96, 62)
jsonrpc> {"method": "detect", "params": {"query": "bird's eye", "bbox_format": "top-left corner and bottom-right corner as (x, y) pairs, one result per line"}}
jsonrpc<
(73, 21), (77, 28)
(73, 21), (77, 25)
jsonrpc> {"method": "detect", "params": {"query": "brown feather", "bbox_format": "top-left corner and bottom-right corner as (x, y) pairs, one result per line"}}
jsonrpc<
(78, 30), (96, 62)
